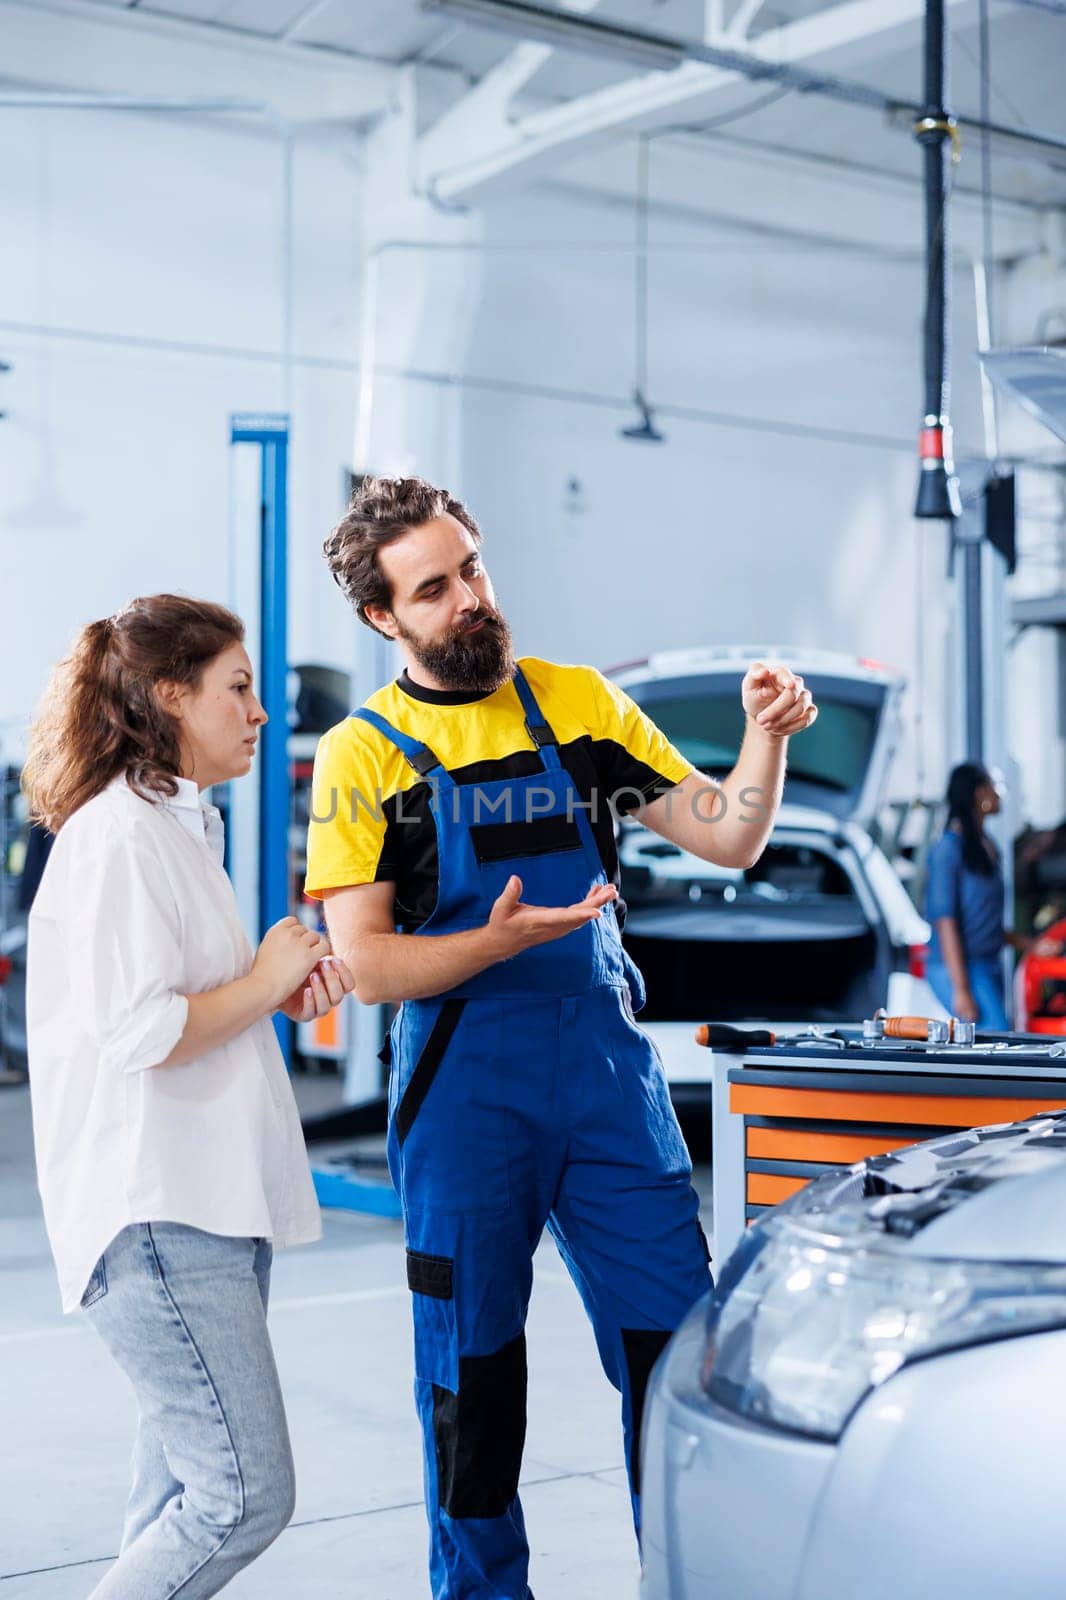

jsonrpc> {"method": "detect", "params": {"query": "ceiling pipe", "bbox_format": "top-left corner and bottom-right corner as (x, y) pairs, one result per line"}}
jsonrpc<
(423, 0), (1066, 169)
(620, 136), (665, 444)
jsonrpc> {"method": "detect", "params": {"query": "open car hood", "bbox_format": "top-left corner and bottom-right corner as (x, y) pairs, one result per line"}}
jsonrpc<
(781, 1112), (1066, 1265)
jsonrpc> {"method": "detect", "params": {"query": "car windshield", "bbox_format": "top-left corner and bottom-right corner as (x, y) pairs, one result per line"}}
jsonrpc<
(623, 672), (885, 807)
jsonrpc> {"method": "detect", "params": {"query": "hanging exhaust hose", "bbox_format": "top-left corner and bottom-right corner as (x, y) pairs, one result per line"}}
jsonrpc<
(914, 0), (960, 521)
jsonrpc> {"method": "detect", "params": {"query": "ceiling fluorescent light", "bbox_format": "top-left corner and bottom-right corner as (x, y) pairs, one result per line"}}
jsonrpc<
(421, 0), (685, 73)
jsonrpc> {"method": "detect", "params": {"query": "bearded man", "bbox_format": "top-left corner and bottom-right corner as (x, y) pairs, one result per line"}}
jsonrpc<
(305, 475), (817, 1600)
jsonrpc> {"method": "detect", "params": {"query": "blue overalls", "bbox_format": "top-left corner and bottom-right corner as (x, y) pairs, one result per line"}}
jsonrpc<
(353, 667), (711, 1600)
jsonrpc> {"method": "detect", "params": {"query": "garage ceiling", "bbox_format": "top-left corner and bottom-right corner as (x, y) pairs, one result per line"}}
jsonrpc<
(9, 0), (1066, 206)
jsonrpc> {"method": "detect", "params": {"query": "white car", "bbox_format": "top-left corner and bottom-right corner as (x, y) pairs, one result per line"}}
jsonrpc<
(611, 647), (936, 1091)
(640, 1109), (1066, 1600)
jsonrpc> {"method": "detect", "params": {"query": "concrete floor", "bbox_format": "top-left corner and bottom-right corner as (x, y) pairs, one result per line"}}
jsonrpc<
(0, 1078), (713, 1599)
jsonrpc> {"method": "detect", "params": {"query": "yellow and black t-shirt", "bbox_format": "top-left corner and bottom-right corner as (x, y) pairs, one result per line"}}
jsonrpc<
(305, 656), (693, 931)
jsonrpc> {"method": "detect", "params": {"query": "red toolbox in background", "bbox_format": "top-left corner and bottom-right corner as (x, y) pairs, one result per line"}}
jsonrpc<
(1019, 917), (1066, 1036)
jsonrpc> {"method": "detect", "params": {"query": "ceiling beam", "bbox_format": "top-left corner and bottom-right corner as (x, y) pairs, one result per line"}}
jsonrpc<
(416, 0), (603, 183)
(0, 0), (395, 126)
(420, 0), (995, 204)
(726, 0), (769, 40)
(704, 1), (725, 39)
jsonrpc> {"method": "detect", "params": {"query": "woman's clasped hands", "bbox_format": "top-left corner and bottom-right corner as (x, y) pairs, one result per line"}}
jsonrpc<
(252, 916), (356, 1024)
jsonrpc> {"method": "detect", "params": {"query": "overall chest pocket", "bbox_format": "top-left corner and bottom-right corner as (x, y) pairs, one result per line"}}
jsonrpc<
(393, 998), (510, 1216)
(469, 813), (582, 865)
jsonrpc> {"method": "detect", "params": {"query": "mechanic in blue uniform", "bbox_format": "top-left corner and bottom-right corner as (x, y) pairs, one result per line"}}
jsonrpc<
(925, 762), (1062, 1029)
(307, 476), (819, 1600)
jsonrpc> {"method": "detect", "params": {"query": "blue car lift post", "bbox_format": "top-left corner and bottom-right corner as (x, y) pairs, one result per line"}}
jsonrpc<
(229, 415), (396, 1218)
(230, 415), (293, 1062)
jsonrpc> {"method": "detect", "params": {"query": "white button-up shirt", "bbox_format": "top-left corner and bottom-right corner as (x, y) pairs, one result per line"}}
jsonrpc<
(28, 776), (321, 1312)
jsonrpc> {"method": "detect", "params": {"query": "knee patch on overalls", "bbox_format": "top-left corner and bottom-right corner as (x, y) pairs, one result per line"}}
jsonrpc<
(433, 1332), (527, 1519)
(621, 1327), (672, 1490)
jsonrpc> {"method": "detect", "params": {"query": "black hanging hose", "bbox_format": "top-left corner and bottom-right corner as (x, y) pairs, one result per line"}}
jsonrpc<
(914, 0), (961, 520)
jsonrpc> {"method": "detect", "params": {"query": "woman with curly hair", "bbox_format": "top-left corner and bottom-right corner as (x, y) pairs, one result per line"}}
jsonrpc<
(24, 595), (353, 1599)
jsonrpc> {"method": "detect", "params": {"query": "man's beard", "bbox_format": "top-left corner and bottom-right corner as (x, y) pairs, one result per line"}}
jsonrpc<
(399, 605), (516, 694)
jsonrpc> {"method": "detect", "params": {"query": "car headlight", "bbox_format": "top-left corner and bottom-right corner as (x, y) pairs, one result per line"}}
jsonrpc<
(700, 1217), (1066, 1442)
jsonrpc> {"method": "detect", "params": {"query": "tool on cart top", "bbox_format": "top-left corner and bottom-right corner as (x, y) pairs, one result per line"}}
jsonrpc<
(866, 1011), (974, 1045)
(694, 1023), (777, 1051)
(693, 1013), (1066, 1058)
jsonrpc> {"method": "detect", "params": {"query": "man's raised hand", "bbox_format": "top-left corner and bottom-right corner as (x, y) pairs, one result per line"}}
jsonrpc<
(741, 661), (818, 740)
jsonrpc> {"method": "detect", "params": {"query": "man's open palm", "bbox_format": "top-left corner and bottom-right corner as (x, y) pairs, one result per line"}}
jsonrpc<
(489, 874), (617, 954)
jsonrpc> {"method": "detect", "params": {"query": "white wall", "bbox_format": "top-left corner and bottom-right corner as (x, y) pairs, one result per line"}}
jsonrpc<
(0, 104), (362, 756)
(455, 181), (996, 807)
(1, 103), (1061, 829)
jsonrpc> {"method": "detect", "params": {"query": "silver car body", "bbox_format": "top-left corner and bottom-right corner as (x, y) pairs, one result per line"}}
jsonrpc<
(641, 1114), (1066, 1599)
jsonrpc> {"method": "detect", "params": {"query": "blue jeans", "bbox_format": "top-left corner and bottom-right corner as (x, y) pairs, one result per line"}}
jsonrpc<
(82, 1224), (295, 1599)
(926, 956), (1010, 1031)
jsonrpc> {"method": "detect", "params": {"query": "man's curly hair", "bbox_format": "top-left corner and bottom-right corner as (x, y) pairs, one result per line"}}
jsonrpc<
(323, 476), (482, 635)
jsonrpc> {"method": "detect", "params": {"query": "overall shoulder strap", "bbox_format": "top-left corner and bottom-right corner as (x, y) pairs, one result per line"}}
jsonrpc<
(350, 708), (446, 780)
(510, 665), (560, 769)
